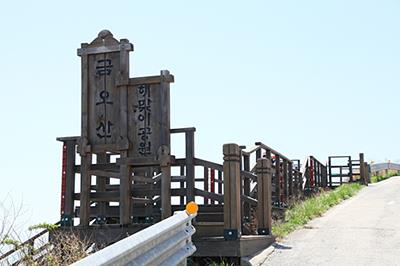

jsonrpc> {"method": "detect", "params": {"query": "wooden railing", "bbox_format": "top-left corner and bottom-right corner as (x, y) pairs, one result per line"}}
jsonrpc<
(56, 128), (369, 246)
(303, 156), (328, 193)
(328, 153), (369, 187)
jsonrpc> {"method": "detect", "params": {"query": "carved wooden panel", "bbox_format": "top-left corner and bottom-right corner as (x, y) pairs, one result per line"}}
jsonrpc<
(78, 30), (133, 153)
(127, 73), (173, 158)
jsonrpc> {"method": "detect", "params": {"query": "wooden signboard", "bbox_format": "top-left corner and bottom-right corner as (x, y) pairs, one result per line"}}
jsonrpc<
(76, 30), (174, 225)
(78, 30), (133, 154)
(127, 73), (173, 158)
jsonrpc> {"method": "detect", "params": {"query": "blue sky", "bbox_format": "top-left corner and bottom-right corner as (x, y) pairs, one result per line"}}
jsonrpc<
(0, 0), (399, 226)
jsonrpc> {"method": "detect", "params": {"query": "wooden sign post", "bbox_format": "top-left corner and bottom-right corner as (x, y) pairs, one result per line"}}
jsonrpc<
(76, 30), (173, 226)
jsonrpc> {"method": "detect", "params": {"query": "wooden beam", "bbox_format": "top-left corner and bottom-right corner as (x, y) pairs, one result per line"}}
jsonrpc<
(242, 154), (251, 223)
(223, 143), (241, 240)
(119, 151), (132, 225)
(89, 170), (120, 178)
(159, 147), (172, 219)
(64, 140), (76, 219)
(256, 158), (272, 235)
(96, 153), (110, 218)
(186, 130), (195, 202)
(79, 155), (92, 226)
(274, 155), (281, 206)
(194, 158), (223, 172)
(288, 161), (293, 198)
(194, 189), (224, 203)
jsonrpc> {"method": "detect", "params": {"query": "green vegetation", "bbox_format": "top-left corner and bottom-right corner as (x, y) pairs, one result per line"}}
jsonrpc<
(211, 260), (234, 266)
(371, 170), (398, 183)
(1, 237), (20, 246)
(1, 223), (87, 265)
(28, 222), (59, 231)
(272, 183), (363, 239)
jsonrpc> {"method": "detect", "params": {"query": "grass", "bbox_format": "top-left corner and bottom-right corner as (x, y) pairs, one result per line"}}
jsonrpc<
(272, 183), (363, 239)
(371, 170), (398, 183)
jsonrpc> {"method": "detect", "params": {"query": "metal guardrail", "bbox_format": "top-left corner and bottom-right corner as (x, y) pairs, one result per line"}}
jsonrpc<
(71, 204), (198, 266)
(371, 162), (400, 172)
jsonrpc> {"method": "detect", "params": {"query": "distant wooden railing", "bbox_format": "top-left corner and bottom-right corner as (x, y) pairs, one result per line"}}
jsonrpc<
(303, 156), (328, 192)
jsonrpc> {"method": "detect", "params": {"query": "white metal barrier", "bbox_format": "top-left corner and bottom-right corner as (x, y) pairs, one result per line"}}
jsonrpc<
(71, 207), (197, 266)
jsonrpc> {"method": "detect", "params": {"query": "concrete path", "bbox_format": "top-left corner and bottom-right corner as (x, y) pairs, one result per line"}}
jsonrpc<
(262, 177), (400, 266)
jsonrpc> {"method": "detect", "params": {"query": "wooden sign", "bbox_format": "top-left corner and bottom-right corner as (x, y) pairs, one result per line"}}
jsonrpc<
(78, 30), (133, 154)
(127, 72), (173, 158)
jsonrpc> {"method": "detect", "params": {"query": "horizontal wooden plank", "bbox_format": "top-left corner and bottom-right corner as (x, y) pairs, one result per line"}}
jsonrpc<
(241, 170), (256, 181)
(194, 188), (224, 202)
(78, 43), (133, 56)
(132, 175), (154, 183)
(194, 158), (223, 171)
(171, 188), (187, 197)
(170, 127), (196, 134)
(75, 206), (160, 218)
(56, 136), (80, 142)
(117, 157), (160, 166)
(172, 158), (186, 166)
(89, 170), (121, 178)
(74, 163), (119, 173)
(128, 75), (174, 85)
(241, 194), (258, 206)
(255, 142), (291, 162)
(171, 176), (186, 182)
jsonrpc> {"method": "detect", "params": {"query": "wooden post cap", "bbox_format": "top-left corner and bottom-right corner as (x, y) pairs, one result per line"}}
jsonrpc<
(223, 143), (241, 161)
(98, 29), (113, 39)
(256, 158), (272, 174)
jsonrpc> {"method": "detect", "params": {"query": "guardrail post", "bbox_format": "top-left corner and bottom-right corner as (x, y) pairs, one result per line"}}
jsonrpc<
(256, 158), (272, 235)
(223, 143), (241, 240)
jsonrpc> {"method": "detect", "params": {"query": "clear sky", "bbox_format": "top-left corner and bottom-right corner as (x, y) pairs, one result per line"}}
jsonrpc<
(0, 0), (399, 227)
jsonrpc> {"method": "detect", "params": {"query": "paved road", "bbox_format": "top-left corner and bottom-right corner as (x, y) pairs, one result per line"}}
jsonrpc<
(263, 177), (400, 266)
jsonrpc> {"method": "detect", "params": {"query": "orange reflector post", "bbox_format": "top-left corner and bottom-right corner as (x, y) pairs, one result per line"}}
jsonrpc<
(186, 201), (198, 215)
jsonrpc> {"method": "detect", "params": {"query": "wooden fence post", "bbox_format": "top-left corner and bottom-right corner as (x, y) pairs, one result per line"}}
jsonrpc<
(283, 160), (288, 203)
(185, 130), (195, 202)
(97, 153), (110, 224)
(256, 158), (272, 235)
(119, 151), (132, 225)
(275, 155), (281, 206)
(288, 161), (294, 198)
(243, 153), (251, 223)
(80, 154), (92, 226)
(63, 140), (76, 226)
(322, 165), (328, 188)
(359, 153), (366, 185)
(223, 143), (241, 240)
(364, 162), (370, 185)
(159, 146), (172, 219)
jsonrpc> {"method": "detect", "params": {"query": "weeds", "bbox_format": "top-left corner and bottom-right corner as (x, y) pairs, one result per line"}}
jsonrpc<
(272, 183), (363, 239)
(371, 170), (398, 183)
